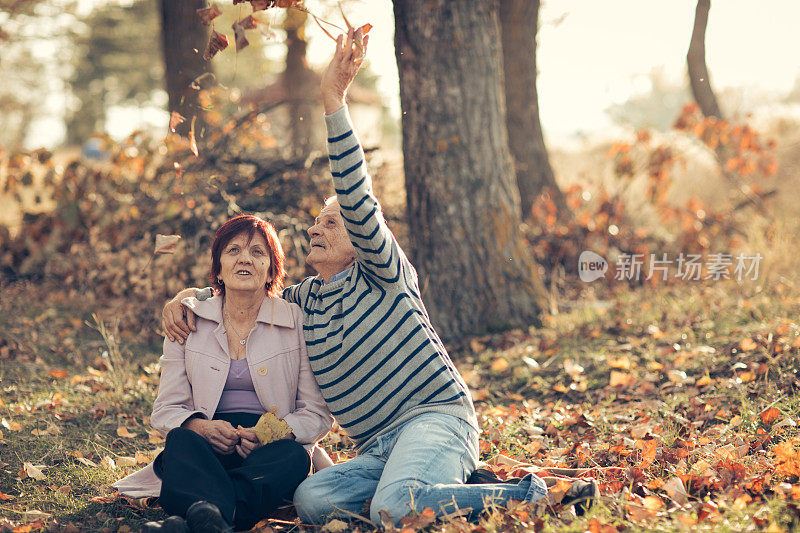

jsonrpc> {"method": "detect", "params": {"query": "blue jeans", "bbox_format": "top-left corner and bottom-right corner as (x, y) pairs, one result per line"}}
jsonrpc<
(293, 412), (548, 526)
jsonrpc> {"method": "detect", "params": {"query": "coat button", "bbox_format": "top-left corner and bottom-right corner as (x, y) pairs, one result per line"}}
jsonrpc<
(257, 366), (268, 376)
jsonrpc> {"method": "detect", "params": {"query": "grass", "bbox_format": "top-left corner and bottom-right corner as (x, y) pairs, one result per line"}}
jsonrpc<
(1, 266), (800, 531)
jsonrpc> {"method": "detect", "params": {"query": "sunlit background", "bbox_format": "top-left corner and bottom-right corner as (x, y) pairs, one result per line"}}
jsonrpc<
(8, 0), (800, 150)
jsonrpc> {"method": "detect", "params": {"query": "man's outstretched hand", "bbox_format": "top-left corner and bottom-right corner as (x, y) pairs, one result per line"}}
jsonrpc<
(321, 26), (369, 115)
(161, 288), (197, 344)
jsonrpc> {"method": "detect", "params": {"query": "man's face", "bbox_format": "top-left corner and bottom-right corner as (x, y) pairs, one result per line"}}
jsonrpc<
(306, 200), (356, 277)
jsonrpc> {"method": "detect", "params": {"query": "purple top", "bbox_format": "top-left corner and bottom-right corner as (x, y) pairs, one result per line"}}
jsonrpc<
(215, 358), (266, 415)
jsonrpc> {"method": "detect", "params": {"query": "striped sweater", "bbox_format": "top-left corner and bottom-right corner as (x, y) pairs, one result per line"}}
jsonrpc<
(283, 106), (478, 451)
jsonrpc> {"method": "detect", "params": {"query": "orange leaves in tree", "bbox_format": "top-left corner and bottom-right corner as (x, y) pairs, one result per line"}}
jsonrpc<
(203, 30), (229, 61)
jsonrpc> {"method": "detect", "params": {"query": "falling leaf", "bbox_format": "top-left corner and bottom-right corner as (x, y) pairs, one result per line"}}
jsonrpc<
(232, 15), (258, 51)
(116, 426), (138, 439)
(154, 235), (181, 255)
(22, 462), (46, 481)
(197, 4), (222, 25)
(203, 30), (229, 61)
(169, 111), (186, 133)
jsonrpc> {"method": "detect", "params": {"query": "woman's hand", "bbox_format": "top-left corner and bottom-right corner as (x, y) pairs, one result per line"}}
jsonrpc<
(235, 426), (262, 459)
(161, 289), (198, 344)
(321, 26), (369, 114)
(183, 418), (239, 455)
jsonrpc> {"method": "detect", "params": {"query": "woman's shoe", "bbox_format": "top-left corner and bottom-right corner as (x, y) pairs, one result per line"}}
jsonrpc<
(142, 515), (189, 533)
(185, 501), (233, 533)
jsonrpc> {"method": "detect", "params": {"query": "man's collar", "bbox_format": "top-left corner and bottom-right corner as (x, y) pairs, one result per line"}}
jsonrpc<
(326, 266), (353, 284)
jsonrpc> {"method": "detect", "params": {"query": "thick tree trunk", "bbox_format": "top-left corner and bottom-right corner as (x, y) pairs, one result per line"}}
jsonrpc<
(282, 9), (317, 156)
(687, 0), (723, 119)
(499, 0), (565, 219)
(159, 0), (210, 137)
(393, 0), (547, 339)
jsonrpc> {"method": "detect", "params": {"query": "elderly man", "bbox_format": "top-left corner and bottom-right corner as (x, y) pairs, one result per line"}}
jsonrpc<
(161, 28), (557, 526)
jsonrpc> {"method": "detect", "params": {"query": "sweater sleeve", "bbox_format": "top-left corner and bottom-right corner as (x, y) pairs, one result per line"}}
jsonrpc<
(324, 106), (412, 284)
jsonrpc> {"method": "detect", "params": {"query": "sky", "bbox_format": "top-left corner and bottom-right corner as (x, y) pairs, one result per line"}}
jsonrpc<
(24, 0), (800, 149)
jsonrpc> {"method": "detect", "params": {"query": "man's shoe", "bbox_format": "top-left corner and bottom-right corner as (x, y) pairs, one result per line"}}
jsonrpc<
(561, 479), (599, 516)
(142, 515), (189, 533)
(466, 467), (523, 485)
(185, 501), (232, 533)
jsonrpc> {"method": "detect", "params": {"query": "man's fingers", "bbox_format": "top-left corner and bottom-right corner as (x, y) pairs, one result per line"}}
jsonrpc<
(161, 318), (175, 342)
(186, 309), (197, 331)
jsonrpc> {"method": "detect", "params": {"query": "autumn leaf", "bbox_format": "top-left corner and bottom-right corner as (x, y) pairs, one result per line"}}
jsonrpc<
(189, 115), (199, 157)
(232, 15), (258, 51)
(203, 30), (229, 61)
(0, 491), (14, 501)
(610, 370), (636, 388)
(22, 462), (46, 481)
(739, 337), (758, 352)
(154, 234), (181, 255)
(116, 426), (137, 439)
(320, 519), (349, 533)
(197, 4), (222, 26)
(46, 369), (68, 379)
(1, 418), (21, 432)
(663, 476), (688, 505)
(116, 456), (137, 467)
(100, 456), (116, 470)
(760, 406), (780, 427)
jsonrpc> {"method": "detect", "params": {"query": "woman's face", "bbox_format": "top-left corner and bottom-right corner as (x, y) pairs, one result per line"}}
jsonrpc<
(218, 232), (272, 293)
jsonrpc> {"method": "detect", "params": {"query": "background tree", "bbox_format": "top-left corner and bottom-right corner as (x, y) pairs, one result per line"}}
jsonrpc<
(687, 0), (723, 119)
(393, 0), (547, 339)
(67, 1), (164, 145)
(498, 0), (565, 218)
(282, 9), (317, 156)
(159, 0), (210, 137)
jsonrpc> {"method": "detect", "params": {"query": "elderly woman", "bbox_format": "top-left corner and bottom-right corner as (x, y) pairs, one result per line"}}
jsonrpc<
(113, 215), (333, 533)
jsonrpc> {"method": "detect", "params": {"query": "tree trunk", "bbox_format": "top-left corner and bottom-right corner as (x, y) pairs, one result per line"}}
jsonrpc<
(282, 9), (317, 156)
(687, 0), (723, 119)
(393, 0), (547, 339)
(159, 0), (210, 137)
(499, 0), (565, 219)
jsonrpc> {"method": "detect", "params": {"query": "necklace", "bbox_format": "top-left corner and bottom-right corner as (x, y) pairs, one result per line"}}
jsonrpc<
(224, 309), (251, 346)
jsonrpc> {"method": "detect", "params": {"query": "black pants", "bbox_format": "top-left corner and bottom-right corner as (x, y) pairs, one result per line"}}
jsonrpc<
(154, 412), (311, 531)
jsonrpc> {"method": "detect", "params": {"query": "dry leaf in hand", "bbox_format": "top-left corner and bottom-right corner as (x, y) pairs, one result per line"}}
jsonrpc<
(203, 30), (229, 61)
(197, 4), (222, 25)
(252, 411), (292, 445)
(169, 111), (186, 133)
(155, 235), (181, 255)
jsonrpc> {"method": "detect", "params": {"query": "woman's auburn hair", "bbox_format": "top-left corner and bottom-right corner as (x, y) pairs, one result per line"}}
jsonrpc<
(208, 215), (286, 298)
